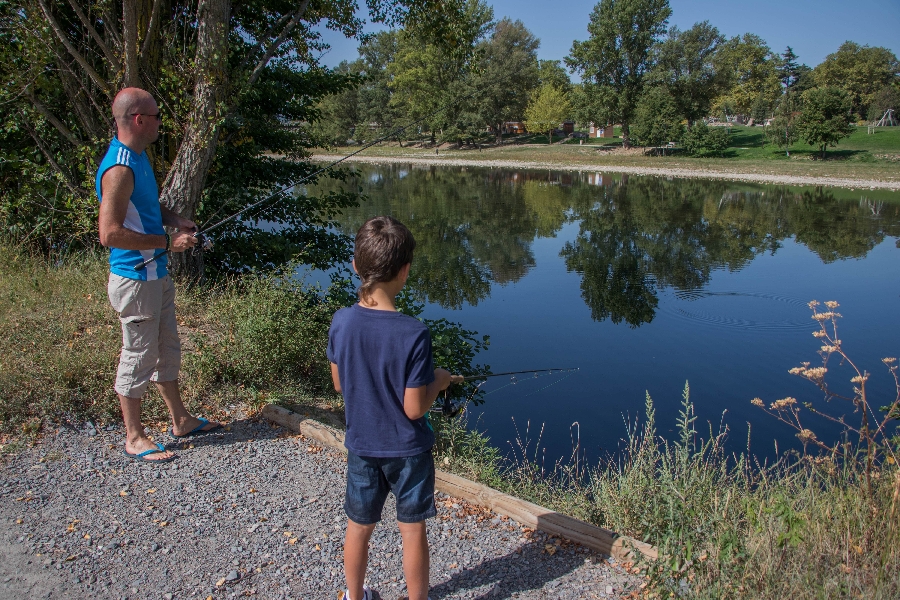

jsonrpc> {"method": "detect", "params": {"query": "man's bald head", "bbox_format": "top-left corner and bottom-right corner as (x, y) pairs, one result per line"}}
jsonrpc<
(112, 88), (157, 125)
(111, 88), (160, 149)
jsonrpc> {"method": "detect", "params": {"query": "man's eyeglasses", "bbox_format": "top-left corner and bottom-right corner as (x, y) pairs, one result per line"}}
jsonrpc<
(131, 113), (162, 122)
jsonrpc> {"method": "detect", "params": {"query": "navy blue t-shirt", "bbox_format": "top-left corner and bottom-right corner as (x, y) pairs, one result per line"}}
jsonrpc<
(327, 304), (436, 457)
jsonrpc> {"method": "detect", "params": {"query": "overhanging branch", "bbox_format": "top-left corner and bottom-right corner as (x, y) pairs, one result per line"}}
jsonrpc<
(37, 0), (111, 95)
(247, 1), (311, 87)
(66, 0), (122, 72)
(26, 91), (82, 146)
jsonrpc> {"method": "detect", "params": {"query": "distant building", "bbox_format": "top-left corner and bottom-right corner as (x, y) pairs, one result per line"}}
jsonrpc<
(588, 122), (615, 138)
(562, 120), (575, 134)
(504, 121), (527, 134)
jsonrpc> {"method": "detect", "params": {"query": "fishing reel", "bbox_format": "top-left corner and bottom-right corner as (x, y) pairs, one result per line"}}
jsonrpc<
(193, 231), (213, 251)
(431, 380), (487, 419)
(432, 392), (466, 419)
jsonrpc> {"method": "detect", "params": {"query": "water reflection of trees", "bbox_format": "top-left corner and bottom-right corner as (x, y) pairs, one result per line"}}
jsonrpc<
(328, 165), (570, 308)
(321, 164), (900, 321)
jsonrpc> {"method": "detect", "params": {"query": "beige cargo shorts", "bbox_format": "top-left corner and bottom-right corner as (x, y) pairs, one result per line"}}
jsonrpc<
(107, 273), (181, 398)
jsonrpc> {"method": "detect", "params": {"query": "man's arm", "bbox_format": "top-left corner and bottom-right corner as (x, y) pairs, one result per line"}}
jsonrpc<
(160, 204), (197, 232)
(403, 369), (464, 420)
(98, 166), (196, 252)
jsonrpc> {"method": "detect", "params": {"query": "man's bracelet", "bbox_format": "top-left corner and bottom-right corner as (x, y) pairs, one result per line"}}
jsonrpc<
(165, 233), (171, 251)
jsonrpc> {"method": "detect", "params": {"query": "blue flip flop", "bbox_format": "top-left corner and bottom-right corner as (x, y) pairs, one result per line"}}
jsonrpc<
(168, 417), (223, 439)
(123, 442), (175, 463)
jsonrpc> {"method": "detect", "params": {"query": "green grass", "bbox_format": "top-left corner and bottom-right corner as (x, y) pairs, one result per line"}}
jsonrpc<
(723, 125), (900, 161)
(0, 244), (342, 435)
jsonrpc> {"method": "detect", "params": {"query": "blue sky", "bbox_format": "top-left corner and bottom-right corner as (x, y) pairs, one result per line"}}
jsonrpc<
(315, 0), (899, 72)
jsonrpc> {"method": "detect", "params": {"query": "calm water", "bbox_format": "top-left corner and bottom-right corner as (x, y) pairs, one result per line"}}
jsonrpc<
(310, 164), (900, 463)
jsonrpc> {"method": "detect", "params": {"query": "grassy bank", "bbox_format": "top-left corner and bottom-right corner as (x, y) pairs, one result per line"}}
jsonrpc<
(0, 244), (341, 438)
(320, 125), (900, 185)
(3, 245), (898, 599)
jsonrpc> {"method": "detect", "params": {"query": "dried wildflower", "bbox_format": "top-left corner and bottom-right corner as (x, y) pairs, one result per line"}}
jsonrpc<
(808, 300), (819, 309)
(789, 367), (805, 375)
(812, 313), (827, 321)
(812, 330), (826, 338)
(883, 358), (897, 365)
(824, 301), (839, 309)
(821, 345), (838, 353)
(772, 397), (798, 410)
(850, 374), (868, 384)
(796, 429), (817, 443)
(751, 398), (764, 407)
(805, 367), (827, 381)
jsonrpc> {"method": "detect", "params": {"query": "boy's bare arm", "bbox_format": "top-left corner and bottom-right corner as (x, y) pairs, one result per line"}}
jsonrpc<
(403, 369), (464, 420)
(330, 362), (341, 393)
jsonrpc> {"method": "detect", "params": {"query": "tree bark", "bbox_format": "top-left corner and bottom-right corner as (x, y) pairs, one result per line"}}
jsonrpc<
(160, 0), (232, 280)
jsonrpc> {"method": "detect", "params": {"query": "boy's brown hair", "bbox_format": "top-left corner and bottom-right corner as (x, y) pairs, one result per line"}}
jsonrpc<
(354, 216), (415, 302)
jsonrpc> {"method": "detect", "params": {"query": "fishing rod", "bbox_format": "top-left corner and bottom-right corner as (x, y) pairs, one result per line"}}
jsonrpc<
(462, 368), (579, 382)
(434, 368), (580, 418)
(134, 81), (491, 272)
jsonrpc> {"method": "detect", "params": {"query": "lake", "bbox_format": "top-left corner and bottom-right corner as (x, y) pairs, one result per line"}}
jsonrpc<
(309, 163), (900, 464)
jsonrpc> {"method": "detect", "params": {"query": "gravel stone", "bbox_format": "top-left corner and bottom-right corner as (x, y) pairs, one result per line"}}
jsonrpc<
(0, 417), (641, 598)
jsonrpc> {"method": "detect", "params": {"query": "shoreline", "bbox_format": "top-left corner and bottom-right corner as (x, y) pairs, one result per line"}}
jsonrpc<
(312, 154), (900, 191)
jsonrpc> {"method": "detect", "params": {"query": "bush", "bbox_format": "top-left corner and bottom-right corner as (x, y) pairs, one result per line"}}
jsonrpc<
(0, 246), (346, 431)
(682, 122), (730, 157)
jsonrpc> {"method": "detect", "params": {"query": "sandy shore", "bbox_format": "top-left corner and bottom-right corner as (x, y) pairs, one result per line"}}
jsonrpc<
(312, 154), (900, 191)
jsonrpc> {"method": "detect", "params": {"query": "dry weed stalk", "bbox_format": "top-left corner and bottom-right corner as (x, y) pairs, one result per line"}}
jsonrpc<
(752, 300), (900, 496)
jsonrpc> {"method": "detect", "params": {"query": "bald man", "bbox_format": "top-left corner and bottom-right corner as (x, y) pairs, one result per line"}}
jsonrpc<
(97, 87), (222, 462)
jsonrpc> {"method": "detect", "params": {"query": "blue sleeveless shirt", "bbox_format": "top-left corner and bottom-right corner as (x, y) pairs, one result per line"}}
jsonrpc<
(95, 138), (167, 281)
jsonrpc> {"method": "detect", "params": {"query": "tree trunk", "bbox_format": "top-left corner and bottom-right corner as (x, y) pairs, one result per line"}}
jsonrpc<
(495, 122), (502, 145)
(621, 123), (631, 149)
(160, 0), (232, 281)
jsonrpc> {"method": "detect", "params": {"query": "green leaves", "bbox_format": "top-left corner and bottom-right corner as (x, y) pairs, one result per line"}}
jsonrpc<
(566, 0), (672, 144)
(523, 84), (572, 144)
(797, 87), (855, 158)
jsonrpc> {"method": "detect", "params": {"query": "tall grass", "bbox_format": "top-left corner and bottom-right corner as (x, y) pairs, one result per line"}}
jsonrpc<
(436, 380), (900, 599)
(0, 244), (341, 433)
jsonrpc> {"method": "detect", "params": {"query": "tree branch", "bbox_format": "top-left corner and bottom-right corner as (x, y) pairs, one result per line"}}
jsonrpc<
(66, 0), (122, 72)
(21, 113), (83, 197)
(247, 1), (311, 86)
(102, 6), (122, 48)
(37, 0), (111, 95)
(25, 90), (82, 146)
(140, 0), (164, 58)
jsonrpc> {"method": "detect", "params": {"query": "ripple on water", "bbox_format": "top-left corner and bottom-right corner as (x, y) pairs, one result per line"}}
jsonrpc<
(664, 290), (814, 331)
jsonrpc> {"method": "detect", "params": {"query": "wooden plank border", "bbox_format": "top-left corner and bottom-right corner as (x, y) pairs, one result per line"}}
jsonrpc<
(261, 404), (657, 561)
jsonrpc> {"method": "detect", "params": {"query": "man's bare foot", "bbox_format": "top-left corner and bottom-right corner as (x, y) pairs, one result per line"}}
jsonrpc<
(170, 415), (223, 438)
(124, 436), (174, 461)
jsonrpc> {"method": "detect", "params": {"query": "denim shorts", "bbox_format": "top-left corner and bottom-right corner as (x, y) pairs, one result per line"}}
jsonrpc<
(345, 450), (437, 525)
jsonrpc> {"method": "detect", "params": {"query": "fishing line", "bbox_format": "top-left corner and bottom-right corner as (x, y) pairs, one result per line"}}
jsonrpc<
(435, 368), (580, 417)
(522, 370), (578, 398)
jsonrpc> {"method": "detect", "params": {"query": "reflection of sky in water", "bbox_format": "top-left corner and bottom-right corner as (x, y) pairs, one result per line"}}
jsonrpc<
(309, 166), (900, 463)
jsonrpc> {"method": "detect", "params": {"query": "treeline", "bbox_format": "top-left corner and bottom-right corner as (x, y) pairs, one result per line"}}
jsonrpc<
(314, 0), (899, 155)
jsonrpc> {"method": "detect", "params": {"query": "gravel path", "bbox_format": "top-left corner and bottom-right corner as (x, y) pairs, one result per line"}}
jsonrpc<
(312, 154), (900, 190)
(0, 418), (641, 599)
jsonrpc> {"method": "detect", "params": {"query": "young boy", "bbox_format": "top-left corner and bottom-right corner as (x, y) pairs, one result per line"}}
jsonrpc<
(328, 216), (462, 600)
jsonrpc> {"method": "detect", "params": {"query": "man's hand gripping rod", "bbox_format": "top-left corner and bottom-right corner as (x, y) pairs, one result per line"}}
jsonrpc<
(133, 231), (213, 272)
